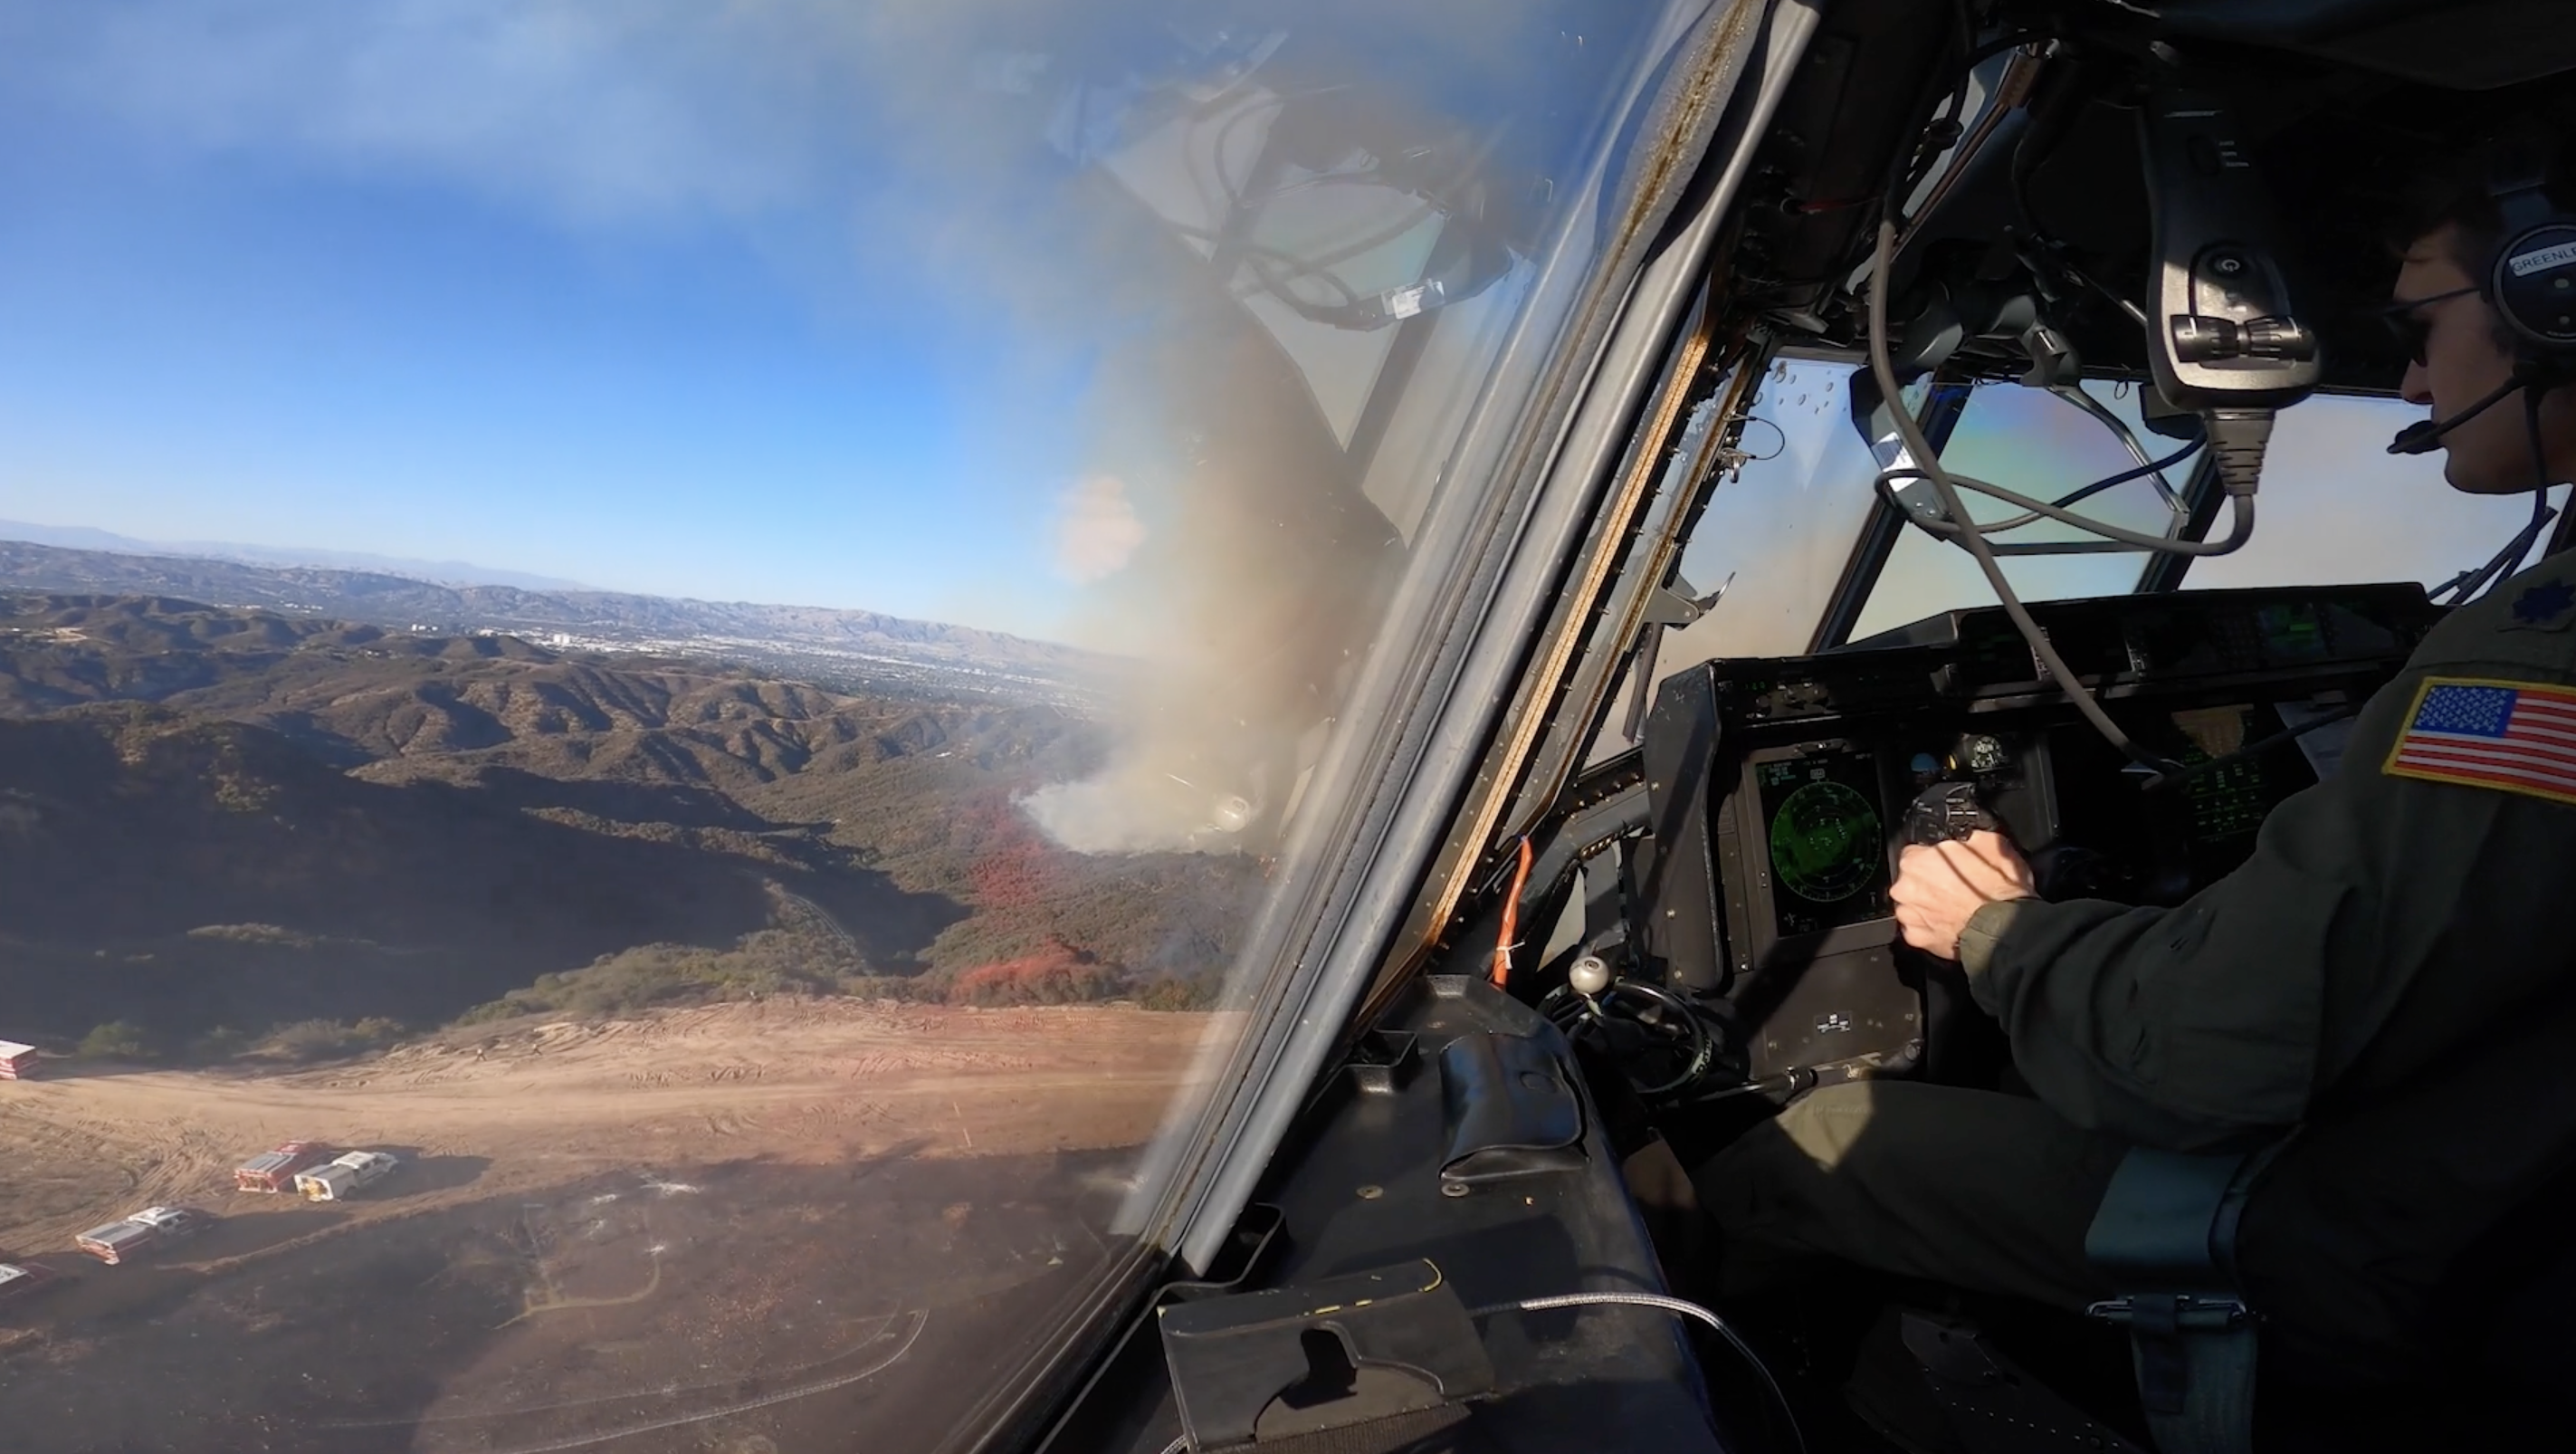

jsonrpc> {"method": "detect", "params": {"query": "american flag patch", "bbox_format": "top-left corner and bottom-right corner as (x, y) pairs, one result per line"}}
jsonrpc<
(2383, 676), (2576, 806)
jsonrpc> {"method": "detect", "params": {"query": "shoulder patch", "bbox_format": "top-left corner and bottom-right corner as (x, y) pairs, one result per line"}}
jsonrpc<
(2384, 675), (2576, 806)
(2507, 578), (2576, 630)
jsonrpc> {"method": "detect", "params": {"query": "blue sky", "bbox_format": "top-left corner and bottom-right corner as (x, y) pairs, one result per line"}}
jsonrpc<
(0, 2), (1106, 636)
(0, 3), (2532, 651)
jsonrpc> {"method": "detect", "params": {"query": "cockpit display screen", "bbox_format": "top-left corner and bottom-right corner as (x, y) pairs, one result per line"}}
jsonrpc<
(1756, 747), (1891, 938)
(2168, 703), (2314, 871)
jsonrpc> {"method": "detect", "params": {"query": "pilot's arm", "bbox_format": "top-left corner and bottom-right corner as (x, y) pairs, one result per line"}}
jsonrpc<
(1893, 575), (2576, 1153)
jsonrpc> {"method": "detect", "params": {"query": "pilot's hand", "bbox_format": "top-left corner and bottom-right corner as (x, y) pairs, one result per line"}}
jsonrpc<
(1891, 830), (2037, 961)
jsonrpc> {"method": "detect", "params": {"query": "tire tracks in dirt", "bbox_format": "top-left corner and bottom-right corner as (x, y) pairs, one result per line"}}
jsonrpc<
(0, 1000), (1223, 1260)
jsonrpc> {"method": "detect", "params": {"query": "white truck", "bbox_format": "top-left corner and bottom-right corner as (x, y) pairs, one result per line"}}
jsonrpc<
(74, 1206), (211, 1265)
(293, 1151), (400, 1202)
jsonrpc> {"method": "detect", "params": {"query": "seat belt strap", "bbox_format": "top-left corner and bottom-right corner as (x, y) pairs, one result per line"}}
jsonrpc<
(2087, 1291), (2256, 1454)
(2083, 1145), (2275, 1454)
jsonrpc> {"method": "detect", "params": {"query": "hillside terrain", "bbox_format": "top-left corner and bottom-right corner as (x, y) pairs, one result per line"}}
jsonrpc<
(0, 594), (1256, 1057)
(0, 595), (1241, 1450)
(0, 539), (1111, 704)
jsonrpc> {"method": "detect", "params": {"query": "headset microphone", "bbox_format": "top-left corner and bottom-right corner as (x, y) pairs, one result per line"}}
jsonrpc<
(2386, 420), (2441, 454)
(2390, 129), (2576, 458)
(2388, 371), (2532, 454)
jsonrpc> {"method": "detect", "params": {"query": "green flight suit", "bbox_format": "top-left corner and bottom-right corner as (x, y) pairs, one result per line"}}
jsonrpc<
(1697, 550), (2576, 1378)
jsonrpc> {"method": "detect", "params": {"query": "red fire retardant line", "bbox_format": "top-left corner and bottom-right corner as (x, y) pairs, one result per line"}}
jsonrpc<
(1490, 837), (1534, 990)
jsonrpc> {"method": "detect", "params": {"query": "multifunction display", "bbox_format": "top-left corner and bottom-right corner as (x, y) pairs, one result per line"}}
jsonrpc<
(1754, 746), (1891, 939)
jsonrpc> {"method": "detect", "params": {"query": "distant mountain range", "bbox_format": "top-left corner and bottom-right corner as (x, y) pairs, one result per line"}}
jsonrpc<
(0, 538), (1111, 705)
(0, 519), (591, 591)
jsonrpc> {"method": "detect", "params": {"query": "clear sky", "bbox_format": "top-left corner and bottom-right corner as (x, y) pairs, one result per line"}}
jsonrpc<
(0, 2), (1107, 636)
(0, 4), (2541, 650)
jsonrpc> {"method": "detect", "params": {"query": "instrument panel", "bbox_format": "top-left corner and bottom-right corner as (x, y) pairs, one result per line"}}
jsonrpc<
(1635, 582), (2441, 1085)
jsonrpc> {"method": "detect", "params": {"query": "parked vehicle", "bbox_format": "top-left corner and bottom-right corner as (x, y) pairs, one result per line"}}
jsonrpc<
(234, 1141), (336, 1194)
(294, 1151), (400, 1202)
(0, 1260), (61, 1306)
(74, 1206), (211, 1266)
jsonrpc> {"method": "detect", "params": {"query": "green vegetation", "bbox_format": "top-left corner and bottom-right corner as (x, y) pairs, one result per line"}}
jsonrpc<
(77, 1019), (155, 1060)
(1135, 975), (1224, 1011)
(452, 931), (1225, 1021)
(455, 930), (861, 1023)
(188, 1025), (251, 1060)
(260, 1018), (406, 1062)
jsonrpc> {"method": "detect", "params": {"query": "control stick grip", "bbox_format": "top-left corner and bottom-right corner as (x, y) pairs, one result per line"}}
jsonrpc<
(1904, 780), (2001, 846)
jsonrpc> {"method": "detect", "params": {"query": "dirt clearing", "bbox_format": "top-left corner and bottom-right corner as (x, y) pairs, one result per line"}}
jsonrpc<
(0, 1000), (1224, 1453)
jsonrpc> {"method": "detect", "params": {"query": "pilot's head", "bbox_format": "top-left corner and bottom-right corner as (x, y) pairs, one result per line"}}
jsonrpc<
(2392, 139), (2576, 495)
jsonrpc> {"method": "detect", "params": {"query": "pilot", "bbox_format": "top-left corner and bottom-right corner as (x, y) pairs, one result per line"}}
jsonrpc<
(1696, 131), (2576, 1396)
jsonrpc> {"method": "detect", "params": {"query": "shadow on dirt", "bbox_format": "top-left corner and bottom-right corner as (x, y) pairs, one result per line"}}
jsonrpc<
(187, 1206), (339, 1261)
(373, 1151), (493, 1198)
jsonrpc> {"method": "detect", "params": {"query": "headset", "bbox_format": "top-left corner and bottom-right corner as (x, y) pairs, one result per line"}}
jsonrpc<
(2390, 128), (2576, 455)
(2385, 127), (2576, 588)
(2486, 132), (2576, 360)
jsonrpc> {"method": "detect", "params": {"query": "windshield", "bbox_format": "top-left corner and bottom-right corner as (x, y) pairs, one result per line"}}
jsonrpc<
(1659, 359), (2564, 670)
(0, 5), (1678, 1449)
(2180, 395), (2573, 595)
(1850, 378), (2191, 638)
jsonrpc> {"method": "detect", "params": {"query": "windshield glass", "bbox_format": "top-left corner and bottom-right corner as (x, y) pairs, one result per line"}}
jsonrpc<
(1657, 359), (2570, 680)
(0, 5), (1678, 1449)
(1656, 361), (2180, 663)
(1849, 378), (2187, 637)
(1660, 359), (1884, 663)
(2181, 394), (2572, 594)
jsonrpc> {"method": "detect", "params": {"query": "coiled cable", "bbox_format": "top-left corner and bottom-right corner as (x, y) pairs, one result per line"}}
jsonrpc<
(1874, 433), (2220, 554)
(1868, 219), (2188, 778)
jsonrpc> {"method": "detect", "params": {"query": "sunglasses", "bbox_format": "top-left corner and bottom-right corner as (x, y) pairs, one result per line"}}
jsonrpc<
(2378, 284), (2481, 365)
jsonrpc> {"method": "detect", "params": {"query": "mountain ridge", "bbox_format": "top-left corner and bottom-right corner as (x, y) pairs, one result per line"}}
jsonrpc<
(0, 593), (1093, 788)
(0, 540), (1111, 703)
(0, 518), (590, 591)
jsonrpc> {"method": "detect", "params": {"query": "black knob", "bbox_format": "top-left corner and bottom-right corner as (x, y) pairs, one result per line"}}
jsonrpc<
(2242, 316), (2317, 361)
(2171, 314), (2241, 363)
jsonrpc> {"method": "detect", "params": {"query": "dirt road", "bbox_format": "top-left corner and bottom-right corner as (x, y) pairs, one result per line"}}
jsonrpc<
(0, 1000), (1226, 1454)
(0, 999), (1220, 1253)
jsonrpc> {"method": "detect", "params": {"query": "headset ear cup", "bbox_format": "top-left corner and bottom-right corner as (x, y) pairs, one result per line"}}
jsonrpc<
(2493, 220), (2576, 350)
(2485, 133), (2576, 356)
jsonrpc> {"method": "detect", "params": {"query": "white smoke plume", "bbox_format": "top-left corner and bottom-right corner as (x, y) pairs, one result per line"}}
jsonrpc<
(1050, 475), (1147, 586)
